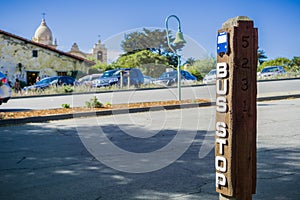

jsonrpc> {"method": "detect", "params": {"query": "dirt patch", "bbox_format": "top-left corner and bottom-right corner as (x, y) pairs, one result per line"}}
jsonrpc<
(0, 99), (209, 120)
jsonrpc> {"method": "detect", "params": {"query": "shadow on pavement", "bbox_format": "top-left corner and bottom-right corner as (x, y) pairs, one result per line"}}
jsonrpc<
(0, 123), (299, 200)
(255, 147), (300, 200)
(0, 122), (217, 200)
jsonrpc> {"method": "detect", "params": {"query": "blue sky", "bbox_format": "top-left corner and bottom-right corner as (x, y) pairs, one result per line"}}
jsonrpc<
(1, 0), (299, 62)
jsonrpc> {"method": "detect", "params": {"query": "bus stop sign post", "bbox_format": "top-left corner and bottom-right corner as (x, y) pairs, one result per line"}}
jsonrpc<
(215, 16), (258, 200)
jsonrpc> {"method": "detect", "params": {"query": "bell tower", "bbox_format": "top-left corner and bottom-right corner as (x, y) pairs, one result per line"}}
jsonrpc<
(92, 39), (107, 64)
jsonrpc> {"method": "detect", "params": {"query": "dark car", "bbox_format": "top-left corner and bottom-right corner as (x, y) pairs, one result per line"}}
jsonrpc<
(23, 76), (76, 91)
(50, 76), (76, 86)
(92, 68), (144, 87)
(92, 69), (119, 87)
(154, 70), (197, 86)
(77, 73), (103, 86)
(0, 72), (12, 105)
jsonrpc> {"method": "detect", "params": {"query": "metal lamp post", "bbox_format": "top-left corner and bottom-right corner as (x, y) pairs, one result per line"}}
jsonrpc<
(165, 15), (186, 101)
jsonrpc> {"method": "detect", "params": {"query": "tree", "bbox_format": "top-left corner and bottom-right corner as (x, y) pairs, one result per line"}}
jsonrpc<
(290, 56), (300, 72)
(121, 28), (184, 54)
(291, 56), (300, 67)
(188, 68), (203, 81)
(121, 28), (185, 68)
(86, 56), (111, 73)
(185, 57), (196, 66)
(113, 49), (169, 77)
(258, 49), (267, 65)
(258, 57), (291, 71)
(184, 56), (216, 80)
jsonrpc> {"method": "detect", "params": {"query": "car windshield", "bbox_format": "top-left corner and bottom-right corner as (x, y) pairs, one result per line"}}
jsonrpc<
(261, 67), (280, 73)
(91, 74), (102, 79)
(78, 75), (90, 82)
(102, 70), (117, 78)
(112, 70), (121, 77)
(112, 70), (129, 77)
(208, 70), (216, 75)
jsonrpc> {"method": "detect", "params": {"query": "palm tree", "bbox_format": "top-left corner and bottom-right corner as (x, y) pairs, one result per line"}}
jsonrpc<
(185, 57), (196, 66)
(258, 49), (267, 65)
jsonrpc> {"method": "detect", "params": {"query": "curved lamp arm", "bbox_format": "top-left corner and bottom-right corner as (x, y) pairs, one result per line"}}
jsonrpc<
(165, 15), (184, 101)
(165, 15), (182, 56)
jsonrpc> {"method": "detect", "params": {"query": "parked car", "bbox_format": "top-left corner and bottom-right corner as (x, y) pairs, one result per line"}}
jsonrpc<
(203, 69), (216, 84)
(92, 68), (144, 87)
(77, 73), (103, 86)
(0, 72), (12, 105)
(92, 69), (119, 87)
(50, 76), (77, 86)
(257, 66), (286, 78)
(23, 76), (76, 91)
(143, 76), (155, 85)
(154, 70), (197, 86)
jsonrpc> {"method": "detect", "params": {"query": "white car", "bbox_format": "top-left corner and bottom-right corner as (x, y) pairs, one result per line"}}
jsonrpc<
(143, 76), (155, 85)
(0, 72), (12, 105)
(203, 69), (216, 84)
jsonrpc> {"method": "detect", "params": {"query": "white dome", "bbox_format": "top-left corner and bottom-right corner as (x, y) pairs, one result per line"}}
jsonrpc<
(32, 19), (53, 45)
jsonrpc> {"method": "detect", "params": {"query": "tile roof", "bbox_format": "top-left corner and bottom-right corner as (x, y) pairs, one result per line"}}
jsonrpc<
(0, 29), (95, 65)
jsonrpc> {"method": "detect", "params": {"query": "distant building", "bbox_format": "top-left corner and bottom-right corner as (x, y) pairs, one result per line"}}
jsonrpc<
(68, 40), (107, 64)
(0, 18), (95, 85)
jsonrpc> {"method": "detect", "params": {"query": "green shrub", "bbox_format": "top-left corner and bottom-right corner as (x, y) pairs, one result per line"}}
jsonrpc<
(61, 103), (70, 109)
(63, 85), (74, 93)
(188, 69), (203, 81)
(105, 102), (111, 107)
(85, 96), (103, 108)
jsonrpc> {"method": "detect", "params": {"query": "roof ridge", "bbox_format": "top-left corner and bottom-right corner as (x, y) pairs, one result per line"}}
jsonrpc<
(0, 29), (95, 65)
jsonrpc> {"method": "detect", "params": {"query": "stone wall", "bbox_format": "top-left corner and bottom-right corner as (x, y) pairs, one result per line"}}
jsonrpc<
(0, 31), (93, 85)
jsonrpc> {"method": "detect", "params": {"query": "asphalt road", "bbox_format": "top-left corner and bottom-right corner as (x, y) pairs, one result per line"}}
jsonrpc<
(0, 98), (299, 200)
(1, 79), (300, 111)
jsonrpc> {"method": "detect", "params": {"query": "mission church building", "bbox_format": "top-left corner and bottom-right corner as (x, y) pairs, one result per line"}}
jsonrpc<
(68, 40), (107, 64)
(0, 17), (107, 85)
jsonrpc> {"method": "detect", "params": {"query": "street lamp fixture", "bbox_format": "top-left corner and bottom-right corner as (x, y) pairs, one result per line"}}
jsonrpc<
(165, 15), (186, 101)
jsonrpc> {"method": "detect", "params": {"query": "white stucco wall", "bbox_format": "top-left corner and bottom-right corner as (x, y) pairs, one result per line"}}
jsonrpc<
(0, 33), (91, 84)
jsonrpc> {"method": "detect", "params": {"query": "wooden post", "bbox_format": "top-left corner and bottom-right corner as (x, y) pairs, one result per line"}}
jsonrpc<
(215, 16), (258, 200)
(120, 70), (123, 88)
(127, 70), (130, 88)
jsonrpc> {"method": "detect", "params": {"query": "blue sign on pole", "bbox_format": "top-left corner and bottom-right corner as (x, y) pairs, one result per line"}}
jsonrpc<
(217, 32), (228, 55)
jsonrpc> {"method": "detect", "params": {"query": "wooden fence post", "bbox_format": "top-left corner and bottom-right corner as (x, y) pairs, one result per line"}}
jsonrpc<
(215, 16), (258, 200)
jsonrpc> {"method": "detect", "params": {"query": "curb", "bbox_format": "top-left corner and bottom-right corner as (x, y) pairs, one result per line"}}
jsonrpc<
(0, 102), (213, 126)
(1, 93), (300, 126)
(257, 93), (300, 101)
